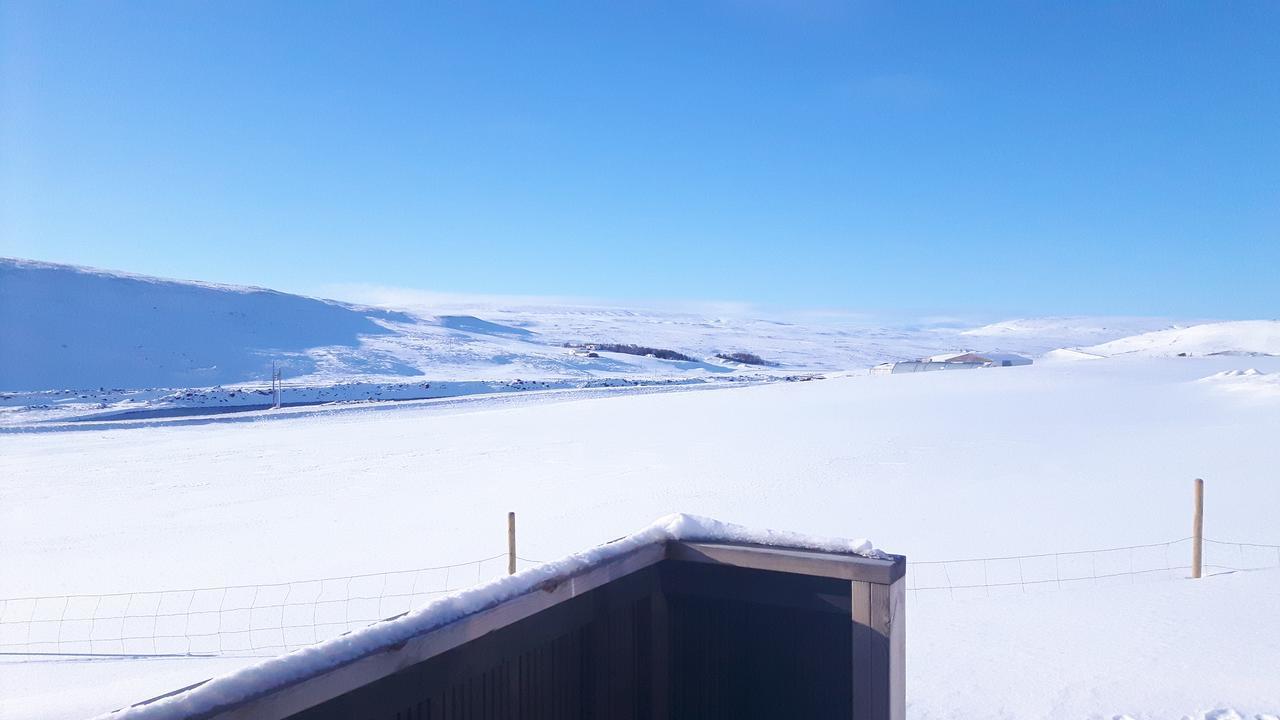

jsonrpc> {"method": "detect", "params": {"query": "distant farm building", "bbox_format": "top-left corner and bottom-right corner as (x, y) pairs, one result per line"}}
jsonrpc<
(927, 352), (1032, 367)
(871, 351), (1032, 375)
(114, 516), (907, 720)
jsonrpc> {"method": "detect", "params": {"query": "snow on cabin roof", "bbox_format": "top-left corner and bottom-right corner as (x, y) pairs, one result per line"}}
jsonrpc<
(926, 352), (983, 363)
(98, 514), (883, 720)
(927, 351), (1030, 364)
(975, 352), (1031, 363)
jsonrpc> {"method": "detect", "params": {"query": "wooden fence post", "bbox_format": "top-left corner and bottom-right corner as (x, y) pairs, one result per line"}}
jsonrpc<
(1192, 478), (1204, 579)
(508, 512), (517, 575)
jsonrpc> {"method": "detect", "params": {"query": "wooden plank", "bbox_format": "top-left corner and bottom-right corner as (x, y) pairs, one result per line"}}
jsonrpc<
(660, 559), (851, 615)
(666, 581), (851, 717)
(850, 580), (873, 720)
(508, 512), (517, 576)
(868, 581), (892, 720)
(669, 542), (905, 584)
(851, 577), (905, 720)
(888, 577), (906, 720)
(1192, 478), (1204, 579)
(649, 590), (670, 720)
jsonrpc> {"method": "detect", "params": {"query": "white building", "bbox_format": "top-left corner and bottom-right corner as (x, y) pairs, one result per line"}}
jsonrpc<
(871, 351), (1031, 375)
(927, 352), (1032, 368)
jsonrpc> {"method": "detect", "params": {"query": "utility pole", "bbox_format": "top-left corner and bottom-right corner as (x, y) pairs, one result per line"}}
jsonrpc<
(272, 361), (282, 409)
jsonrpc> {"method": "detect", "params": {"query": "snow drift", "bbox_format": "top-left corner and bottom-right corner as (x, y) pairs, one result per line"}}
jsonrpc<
(1197, 368), (1280, 400)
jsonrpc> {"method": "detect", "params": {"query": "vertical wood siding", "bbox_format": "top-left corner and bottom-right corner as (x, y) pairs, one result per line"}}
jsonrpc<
(287, 561), (863, 720)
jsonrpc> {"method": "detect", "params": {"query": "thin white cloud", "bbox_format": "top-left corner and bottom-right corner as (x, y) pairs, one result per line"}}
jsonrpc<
(317, 283), (773, 317)
(314, 282), (982, 330)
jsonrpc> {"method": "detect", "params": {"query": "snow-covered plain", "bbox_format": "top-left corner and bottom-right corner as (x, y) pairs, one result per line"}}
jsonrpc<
(3, 347), (1280, 718)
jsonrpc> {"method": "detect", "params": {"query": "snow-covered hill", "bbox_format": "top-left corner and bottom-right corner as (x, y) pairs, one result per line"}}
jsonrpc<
(0, 259), (843, 393)
(4, 259), (820, 395)
(1076, 320), (1280, 358)
(13, 257), (1273, 420)
(960, 316), (1180, 349)
(0, 258), (417, 391)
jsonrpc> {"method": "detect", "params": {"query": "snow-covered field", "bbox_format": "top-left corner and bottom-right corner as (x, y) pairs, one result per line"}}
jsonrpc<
(4, 258), (1280, 718)
(4, 346), (1280, 718)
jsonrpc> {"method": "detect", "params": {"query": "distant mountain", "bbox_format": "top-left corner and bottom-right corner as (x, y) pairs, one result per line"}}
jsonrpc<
(1076, 320), (1280, 358)
(0, 257), (1224, 392)
(961, 316), (1180, 349)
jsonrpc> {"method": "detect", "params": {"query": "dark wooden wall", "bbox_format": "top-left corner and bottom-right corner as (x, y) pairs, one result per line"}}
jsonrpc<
(663, 562), (852, 718)
(287, 561), (854, 720)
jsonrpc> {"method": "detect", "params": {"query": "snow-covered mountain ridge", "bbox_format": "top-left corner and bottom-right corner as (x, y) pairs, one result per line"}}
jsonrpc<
(6, 258), (1272, 399)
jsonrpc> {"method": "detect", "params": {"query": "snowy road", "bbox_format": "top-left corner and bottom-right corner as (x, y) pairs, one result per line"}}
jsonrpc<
(2, 376), (782, 433)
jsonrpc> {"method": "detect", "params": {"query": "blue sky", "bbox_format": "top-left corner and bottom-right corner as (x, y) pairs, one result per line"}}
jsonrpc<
(2, 1), (1277, 317)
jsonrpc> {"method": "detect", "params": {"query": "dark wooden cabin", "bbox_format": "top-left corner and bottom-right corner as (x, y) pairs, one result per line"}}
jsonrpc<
(126, 533), (906, 720)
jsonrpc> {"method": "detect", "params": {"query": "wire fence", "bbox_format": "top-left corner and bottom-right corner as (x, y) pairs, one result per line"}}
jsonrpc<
(4, 537), (1279, 660)
(906, 537), (1280, 600)
(0, 553), (544, 659)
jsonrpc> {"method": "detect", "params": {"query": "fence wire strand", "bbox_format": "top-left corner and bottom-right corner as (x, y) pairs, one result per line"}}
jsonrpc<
(4, 538), (1278, 661)
(906, 537), (1280, 600)
(0, 553), (544, 659)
